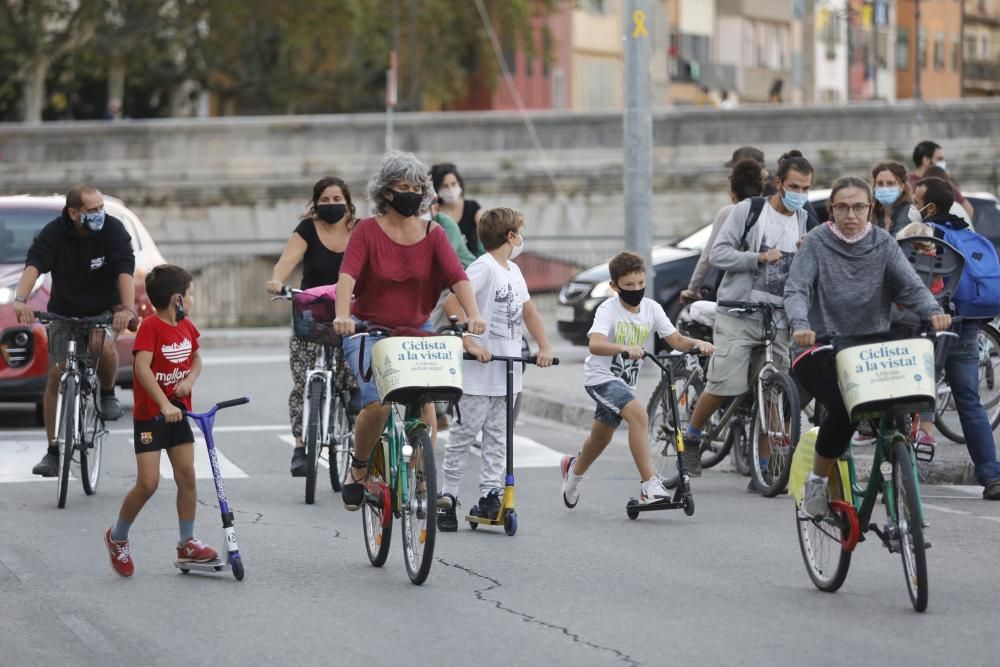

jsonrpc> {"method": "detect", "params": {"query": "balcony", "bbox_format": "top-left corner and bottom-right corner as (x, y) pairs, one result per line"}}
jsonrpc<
(964, 60), (1000, 91)
(717, 0), (791, 23)
(671, 60), (738, 91)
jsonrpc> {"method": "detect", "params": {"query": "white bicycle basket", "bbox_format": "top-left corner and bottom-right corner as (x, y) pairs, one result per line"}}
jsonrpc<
(835, 338), (936, 420)
(370, 336), (464, 404)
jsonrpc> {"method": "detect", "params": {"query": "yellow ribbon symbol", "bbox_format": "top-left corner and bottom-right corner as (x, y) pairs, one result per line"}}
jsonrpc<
(632, 10), (648, 38)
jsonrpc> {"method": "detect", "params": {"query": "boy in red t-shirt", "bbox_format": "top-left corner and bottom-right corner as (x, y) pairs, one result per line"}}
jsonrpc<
(103, 265), (218, 576)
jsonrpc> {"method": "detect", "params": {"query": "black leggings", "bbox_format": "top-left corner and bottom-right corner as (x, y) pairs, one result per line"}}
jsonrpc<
(792, 351), (856, 460)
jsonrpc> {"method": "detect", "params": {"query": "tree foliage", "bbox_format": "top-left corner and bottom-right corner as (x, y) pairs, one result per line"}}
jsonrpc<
(0, 0), (562, 120)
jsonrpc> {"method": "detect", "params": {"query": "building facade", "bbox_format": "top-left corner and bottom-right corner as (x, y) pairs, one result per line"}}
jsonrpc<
(962, 0), (1000, 96)
(896, 0), (963, 99)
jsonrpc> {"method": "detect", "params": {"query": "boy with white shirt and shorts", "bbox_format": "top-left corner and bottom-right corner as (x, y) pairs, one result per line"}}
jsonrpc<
(437, 208), (554, 532)
(561, 252), (713, 508)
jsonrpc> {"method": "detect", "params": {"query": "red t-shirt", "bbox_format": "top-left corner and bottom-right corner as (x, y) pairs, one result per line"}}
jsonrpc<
(132, 316), (200, 421)
(339, 218), (467, 329)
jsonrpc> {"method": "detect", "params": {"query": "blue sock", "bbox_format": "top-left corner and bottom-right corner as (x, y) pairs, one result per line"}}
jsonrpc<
(759, 457), (769, 470)
(111, 517), (131, 542)
(685, 426), (702, 437)
(179, 519), (195, 544)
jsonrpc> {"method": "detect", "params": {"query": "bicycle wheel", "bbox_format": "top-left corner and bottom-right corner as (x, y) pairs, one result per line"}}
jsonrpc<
(935, 324), (1000, 443)
(647, 378), (680, 489)
(79, 390), (105, 496)
(303, 377), (324, 505)
(892, 437), (928, 612)
(401, 426), (436, 585)
(56, 375), (78, 509)
(795, 468), (852, 592)
(362, 439), (392, 566)
(751, 372), (801, 497)
(329, 391), (354, 493)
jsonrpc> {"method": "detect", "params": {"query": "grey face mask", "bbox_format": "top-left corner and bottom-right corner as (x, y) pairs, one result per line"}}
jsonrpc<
(81, 209), (106, 232)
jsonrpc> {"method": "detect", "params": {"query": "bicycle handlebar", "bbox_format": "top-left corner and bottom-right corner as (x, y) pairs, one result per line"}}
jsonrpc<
(36, 312), (114, 326)
(716, 301), (785, 312)
(463, 353), (560, 365)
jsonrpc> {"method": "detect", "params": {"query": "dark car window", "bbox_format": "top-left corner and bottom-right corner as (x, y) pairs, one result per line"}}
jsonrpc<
(0, 208), (57, 263)
(971, 197), (1000, 243)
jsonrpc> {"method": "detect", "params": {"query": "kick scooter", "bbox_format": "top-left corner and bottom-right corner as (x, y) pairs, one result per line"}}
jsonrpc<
(161, 397), (250, 580)
(623, 351), (696, 520)
(463, 353), (559, 536)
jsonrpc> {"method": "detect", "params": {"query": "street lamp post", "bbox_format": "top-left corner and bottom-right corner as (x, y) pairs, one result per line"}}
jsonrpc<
(914, 0), (922, 100)
(623, 0), (654, 295)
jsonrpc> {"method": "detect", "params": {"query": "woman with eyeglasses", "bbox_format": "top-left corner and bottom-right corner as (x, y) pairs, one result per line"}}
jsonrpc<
(784, 176), (950, 520)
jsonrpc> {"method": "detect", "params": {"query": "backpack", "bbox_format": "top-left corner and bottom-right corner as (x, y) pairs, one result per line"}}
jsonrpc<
(713, 197), (767, 292)
(933, 221), (1000, 318)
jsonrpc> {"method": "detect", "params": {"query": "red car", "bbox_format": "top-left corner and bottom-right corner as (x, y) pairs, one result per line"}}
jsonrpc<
(0, 195), (167, 419)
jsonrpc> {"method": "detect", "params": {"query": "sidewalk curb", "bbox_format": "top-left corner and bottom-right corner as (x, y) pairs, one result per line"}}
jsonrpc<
(520, 390), (980, 487)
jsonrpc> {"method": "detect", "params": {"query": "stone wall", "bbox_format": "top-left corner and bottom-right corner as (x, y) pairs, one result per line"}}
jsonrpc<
(2, 100), (998, 246)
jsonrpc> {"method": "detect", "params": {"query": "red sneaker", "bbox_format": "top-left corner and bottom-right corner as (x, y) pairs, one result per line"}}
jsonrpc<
(104, 528), (134, 577)
(176, 538), (219, 563)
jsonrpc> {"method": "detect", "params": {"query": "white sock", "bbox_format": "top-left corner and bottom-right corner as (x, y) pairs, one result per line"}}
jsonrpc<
(807, 472), (827, 483)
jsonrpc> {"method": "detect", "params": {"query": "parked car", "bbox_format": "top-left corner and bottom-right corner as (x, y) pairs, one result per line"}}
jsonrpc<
(0, 195), (166, 418)
(556, 189), (829, 346)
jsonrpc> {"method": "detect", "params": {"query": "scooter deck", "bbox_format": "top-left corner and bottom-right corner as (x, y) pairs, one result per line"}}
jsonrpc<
(175, 559), (224, 574)
(626, 497), (686, 512)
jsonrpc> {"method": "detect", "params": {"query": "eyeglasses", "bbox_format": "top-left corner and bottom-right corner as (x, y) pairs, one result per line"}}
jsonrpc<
(831, 203), (872, 216)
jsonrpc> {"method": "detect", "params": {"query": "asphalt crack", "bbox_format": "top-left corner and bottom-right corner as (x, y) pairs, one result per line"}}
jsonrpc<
(438, 558), (640, 666)
(196, 500), (346, 539)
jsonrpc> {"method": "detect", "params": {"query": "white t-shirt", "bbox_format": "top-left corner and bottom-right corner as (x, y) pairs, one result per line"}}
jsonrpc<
(749, 202), (801, 325)
(583, 297), (676, 388)
(461, 253), (529, 396)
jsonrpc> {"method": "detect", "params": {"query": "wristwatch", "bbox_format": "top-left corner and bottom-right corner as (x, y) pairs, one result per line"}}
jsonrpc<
(14, 295), (27, 304)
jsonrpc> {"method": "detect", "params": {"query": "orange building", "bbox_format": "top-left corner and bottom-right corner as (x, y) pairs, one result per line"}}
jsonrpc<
(896, 0), (964, 99)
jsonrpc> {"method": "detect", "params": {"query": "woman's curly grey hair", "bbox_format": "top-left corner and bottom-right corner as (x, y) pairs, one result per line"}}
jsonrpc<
(367, 151), (434, 216)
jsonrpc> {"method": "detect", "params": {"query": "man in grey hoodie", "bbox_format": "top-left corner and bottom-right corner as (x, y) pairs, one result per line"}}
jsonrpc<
(682, 150), (813, 487)
(784, 176), (949, 519)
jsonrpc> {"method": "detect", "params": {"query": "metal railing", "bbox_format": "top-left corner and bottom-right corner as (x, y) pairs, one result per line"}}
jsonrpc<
(157, 235), (679, 328)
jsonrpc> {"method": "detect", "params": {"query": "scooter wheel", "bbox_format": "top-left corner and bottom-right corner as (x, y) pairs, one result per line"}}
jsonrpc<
(468, 505), (479, 530)
(503, 511), (518, 536)
(626, 508), (639, 520)
(231, 557), (245, 581)
(180, 568), (191, 574)
(683, 495), (695, 517)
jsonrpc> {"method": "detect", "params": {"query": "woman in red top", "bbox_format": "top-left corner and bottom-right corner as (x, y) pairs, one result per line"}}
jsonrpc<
(334, 151), (486, 509)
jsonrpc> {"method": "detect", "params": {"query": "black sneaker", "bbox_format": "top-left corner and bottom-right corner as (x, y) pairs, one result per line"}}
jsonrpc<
(100, 393), (123, 421)
(479, 489), (502, 520)
(682, 432), (703, 477)
(32, 451), (59, 477)
(290, 448), (307, 477)
(983, 479), (1000, 500)
(746, 478), (759, 494)
(437, 494), (458, 532)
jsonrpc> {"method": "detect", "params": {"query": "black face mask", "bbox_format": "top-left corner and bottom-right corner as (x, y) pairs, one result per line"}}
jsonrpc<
(316, 203), (347, 224)
(387, 190), (423, 217)
(617, 285), (644, 307)
(175, 298), (186, 322)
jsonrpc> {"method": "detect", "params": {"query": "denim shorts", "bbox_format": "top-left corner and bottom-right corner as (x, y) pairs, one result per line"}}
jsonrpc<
(585, 380), (637, 427)
(342, 318), (433, 409)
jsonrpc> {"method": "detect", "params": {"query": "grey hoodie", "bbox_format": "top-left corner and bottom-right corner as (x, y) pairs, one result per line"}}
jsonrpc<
(710, 197), (808, 311)
(784, 223), (942, 337)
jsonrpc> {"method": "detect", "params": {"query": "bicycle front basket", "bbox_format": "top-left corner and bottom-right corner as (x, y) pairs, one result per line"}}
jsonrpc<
(292, 291), (339, 345)
(370, 336), (463, 405)
(835, 337), (936, 420)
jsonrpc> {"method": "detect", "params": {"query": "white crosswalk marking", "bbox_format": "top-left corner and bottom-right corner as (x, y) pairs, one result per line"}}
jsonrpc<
(129, 437), (249, 480)
(436, 431), (563, 468)
(279, 434), (329, 469)
(0, 440), (61, 483)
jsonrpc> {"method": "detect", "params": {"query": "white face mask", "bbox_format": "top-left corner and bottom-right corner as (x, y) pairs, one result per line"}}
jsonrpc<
(509, 233), (525, 260)
(439, 186), (462, 204)
(935, 160), (947, 172)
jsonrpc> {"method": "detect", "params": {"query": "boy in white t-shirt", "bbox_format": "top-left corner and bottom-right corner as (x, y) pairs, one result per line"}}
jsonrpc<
(438, 208), (554, 532)
(561, 252), (713, 508)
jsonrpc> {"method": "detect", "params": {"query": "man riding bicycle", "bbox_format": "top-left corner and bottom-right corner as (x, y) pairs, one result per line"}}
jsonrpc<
(683, 151), (813, 487)
(12, 185), (137, 477)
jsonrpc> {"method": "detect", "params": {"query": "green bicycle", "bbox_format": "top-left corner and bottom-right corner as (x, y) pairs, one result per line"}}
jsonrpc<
(794, 331), (953, 613)
(353, 322), (466, 585)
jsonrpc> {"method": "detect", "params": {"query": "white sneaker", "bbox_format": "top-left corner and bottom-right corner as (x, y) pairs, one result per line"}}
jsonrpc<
(561, 455), (580, 508)
(639, 477), (670, 505)
(802, 477), (830, 519)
